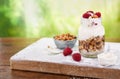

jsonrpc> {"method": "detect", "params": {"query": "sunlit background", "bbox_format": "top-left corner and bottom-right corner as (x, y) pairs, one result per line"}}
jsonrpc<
(0, 0), (120, 41)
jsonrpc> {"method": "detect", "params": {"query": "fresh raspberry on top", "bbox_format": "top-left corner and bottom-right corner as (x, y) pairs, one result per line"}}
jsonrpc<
(72, 53), (81, 62)
(95, 12), (101, 17)
(63, 47), (72, 56)
(82, 13), (91, 18)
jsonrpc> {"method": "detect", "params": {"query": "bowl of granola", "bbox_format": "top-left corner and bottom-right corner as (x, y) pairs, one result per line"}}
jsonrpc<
(54, 33), (77, 49)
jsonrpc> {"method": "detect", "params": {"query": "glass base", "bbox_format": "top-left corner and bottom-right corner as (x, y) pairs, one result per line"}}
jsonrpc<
(80, 49), (104, 58)
(81, 53), (98, 58)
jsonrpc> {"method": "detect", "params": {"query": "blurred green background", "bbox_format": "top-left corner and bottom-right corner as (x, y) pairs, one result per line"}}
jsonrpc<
(0, 0), (120, 41)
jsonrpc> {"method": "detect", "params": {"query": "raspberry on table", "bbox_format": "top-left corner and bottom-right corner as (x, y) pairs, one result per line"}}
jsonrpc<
(63, 47), (73, 56)
(72, 53), (81, 62)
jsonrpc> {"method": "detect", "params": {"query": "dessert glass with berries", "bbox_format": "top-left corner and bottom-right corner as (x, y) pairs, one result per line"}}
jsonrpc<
(78, 11), (105, 58)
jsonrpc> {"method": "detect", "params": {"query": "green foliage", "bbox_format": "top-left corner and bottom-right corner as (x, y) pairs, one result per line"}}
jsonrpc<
(0, 0), (25, 37)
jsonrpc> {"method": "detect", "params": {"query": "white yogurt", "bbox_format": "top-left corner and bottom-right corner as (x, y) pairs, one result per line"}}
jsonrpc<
(78, 18), (105, 40)
(97, 52), (118, 66)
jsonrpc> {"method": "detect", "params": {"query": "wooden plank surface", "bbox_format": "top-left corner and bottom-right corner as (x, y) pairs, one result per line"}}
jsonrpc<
(11, 60), (120, 79)
(10, 38), (120, 79)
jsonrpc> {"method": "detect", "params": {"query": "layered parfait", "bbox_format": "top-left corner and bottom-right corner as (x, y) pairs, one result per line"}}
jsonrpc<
(78, 11), (105, 58)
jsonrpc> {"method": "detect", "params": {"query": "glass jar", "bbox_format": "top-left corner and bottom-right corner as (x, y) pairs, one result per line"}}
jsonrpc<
(78, 18), (105, 58)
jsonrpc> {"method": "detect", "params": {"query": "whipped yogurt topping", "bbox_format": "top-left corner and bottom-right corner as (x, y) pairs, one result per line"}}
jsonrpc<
(97, 53), (118, 66)
(78, 18), (105, 40)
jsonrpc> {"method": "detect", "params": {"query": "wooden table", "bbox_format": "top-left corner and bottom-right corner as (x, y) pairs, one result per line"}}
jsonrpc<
(0, 38), (100, 79)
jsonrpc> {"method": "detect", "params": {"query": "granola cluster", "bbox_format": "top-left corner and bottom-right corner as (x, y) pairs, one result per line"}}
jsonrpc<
(54, 33), (76, 41)
(79, 36), (105, 53)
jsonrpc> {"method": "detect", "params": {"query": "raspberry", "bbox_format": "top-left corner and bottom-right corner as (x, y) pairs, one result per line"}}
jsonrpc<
(95, 12), (101, 17)
(72, 53), (81, 62)
(63, 47), (72, 56)
(82, 13), (91, 18)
